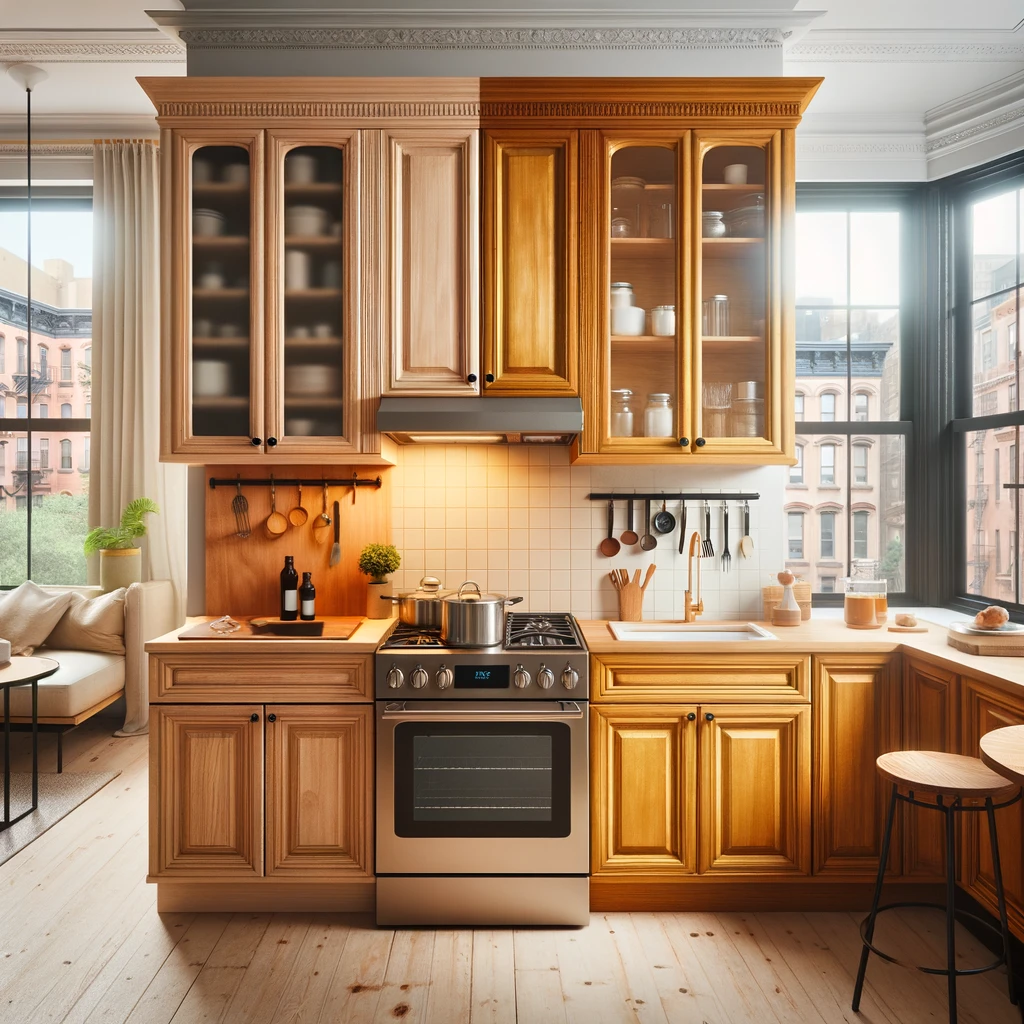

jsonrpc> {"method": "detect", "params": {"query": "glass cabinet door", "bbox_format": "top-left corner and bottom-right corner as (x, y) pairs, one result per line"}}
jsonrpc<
(187, 139), (263, 452)
(600, 139), (686, 452)
(694, 135), (780, 455)
(266, 134), (356, 456)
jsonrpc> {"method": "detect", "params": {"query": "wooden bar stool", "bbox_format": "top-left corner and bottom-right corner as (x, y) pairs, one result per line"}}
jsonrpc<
(852, 751), (1021, 1024)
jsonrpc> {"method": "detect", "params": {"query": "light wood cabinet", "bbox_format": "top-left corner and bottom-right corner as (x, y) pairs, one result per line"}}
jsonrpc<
(813, 655), (900, 876)
(483, 129), (579, 395)
(902, 658), (957, 880)
(700, 704), (811, 875)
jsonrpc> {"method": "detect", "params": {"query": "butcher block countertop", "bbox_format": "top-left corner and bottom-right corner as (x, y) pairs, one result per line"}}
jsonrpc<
(578, 615), (1024, 696)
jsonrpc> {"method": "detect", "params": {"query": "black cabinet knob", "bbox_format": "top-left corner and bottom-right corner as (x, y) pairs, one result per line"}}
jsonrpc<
(696, 437), (706, 447)
(485, 373), (495, 383)
(250, 713), (260, 722)
(467, 373), (478, 383)
(679, 437), (689, 447)
(687, 712), (696, 721)
(250, 437), (262, 447)
(705, 712), (715, 722)
(267, 713), (277, 722)
(266, 436), (278, 447)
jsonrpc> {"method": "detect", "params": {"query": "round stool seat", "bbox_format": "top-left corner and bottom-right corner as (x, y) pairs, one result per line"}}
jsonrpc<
(876, 751), (1019, 800)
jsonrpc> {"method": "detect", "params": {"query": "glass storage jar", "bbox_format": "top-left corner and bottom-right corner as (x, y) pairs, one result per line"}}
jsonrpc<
(643, 393), (674, 437)
(611, 390), (634, 437)
(651, 305), (676, 336)
(843, 578), (888, 630)
(731, 381), (764, 436)
(610, 282), (634, 309)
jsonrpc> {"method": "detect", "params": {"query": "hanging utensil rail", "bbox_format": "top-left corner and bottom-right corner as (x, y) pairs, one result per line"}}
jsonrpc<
(586, 491), (759, 502)
(210, 476), (382, 490)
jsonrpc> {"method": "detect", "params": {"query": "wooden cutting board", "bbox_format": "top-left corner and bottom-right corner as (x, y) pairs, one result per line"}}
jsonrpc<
(947, 622), (1024, 657)
(178, 616), (364, 640)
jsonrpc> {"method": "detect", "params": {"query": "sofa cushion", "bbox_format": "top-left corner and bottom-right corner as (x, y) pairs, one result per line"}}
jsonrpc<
(44, 588), (126, 656)
(0, 582), (73, 656)
(6, 650), (125, 719)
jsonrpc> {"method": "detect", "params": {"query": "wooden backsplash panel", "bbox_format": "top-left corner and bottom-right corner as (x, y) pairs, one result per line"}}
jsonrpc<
(205, 465), (392, 617)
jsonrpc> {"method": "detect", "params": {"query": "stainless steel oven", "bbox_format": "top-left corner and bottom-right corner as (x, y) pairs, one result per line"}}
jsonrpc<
(374, 613), (590, 926)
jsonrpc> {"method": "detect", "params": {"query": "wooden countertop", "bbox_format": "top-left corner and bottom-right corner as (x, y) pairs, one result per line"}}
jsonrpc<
(145, 615), (396, 655)
(578, 617), (1024, 695)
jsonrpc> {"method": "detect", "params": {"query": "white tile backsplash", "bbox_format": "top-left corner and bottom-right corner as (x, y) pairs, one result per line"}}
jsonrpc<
(390, 446), (785, 620)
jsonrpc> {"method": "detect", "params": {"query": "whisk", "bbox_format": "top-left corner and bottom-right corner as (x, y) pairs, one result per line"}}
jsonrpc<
(231, 479), (251, 538)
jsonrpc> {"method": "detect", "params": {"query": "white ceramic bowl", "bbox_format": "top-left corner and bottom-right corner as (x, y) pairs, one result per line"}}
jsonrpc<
(284, 364), (340, 396)
(285, 153), (318, 185)
(610, 305), (646, 337)
(193, 209), (226, 238)
(285, 205), (328, 237)
(193, 360), (232, 398)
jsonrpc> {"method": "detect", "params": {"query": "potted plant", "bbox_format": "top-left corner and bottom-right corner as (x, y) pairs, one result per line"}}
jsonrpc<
(83, 497), (159, 592)
(358, 543), (401, 619)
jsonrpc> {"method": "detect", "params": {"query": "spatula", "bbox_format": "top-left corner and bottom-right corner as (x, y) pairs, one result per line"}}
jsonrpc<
(330, 500), (341, 567)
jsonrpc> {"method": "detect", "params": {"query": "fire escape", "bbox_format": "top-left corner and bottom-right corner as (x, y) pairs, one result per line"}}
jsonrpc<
(967, 432), (990, 593)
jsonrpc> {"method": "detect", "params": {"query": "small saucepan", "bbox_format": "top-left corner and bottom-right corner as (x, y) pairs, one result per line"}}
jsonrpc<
(380, 575), (451, 628)
(653, 499), (677, 535)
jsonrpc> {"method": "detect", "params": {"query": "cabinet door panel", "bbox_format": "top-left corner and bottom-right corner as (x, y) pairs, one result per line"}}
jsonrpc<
(814, 655), (900, 875)
(903, 659), (957, 879)
(591, 705), (697, 875)
(962, 678), (1024, 938)
(384, 129), (479, 395)
(266, 705), (373, 877)
(699, 704), (810, 874)
(150, 705), (263, 877)
(483, 130), (578, 395)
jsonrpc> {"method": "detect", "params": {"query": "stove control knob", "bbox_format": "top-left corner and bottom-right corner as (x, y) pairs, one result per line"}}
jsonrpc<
(410, 665), (428, 689)
(561, 664), (579, 690)
(514, 665), (531, 689)
(435, 665), (453, 690)
(537, 664), (555, 690)
(386, 664), (404, 689)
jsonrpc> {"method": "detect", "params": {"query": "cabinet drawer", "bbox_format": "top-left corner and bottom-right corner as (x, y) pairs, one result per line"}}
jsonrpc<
(150, 653), (373, 703)
(592, 654), (810, 703)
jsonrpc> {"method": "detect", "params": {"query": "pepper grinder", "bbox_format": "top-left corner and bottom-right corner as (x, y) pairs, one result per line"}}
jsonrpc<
(771, 571), (802, 627)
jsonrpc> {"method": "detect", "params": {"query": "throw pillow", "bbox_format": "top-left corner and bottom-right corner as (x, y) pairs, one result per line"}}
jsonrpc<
(45, 588), (127, 656)
(0, 581), (74, 656)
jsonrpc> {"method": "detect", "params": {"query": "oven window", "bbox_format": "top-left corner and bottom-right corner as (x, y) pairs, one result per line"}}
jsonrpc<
(394, 722), (571, 838)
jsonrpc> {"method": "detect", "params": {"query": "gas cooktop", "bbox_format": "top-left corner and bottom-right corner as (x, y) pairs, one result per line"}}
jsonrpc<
(380, 612), (585, 652)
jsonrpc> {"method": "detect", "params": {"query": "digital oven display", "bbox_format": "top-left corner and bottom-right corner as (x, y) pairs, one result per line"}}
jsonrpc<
(454, 665), (510, 689)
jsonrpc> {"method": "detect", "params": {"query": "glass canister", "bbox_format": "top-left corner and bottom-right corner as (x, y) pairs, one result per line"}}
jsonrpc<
(610, 282), (634, 309)
(731, 380), (764, 437)
(644, 393), (674, 437)
(611, 389), (634, 437)
(651, 305), (676, 336)
(710, 295), (730, 336)
(611, 207), (637, 237)
(843, 578), (888, 629)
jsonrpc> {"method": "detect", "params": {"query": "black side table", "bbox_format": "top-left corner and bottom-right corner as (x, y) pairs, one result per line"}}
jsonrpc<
(0, 656), (58, 831)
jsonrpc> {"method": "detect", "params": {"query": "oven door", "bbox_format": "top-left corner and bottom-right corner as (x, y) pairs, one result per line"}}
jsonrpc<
(376, 700), (588, 876)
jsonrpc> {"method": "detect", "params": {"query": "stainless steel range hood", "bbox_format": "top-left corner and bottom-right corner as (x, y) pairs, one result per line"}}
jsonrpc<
(377, 397), (583, 445)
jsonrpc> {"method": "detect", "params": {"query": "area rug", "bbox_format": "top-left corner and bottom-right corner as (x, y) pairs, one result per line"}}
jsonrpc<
(0, 771), (121, 866)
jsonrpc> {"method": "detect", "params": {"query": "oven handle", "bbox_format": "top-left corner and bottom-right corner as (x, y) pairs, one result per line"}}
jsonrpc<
(382, 701), (584, 720)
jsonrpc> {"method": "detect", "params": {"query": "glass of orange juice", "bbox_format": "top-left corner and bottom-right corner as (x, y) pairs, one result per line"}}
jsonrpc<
(843, 578), (887, 629)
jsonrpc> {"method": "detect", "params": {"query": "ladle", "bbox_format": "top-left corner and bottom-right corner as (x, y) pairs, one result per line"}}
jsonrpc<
(639, 499), (658, 550)
(620, 498), (639, 546)
(599, 499), (621, 557)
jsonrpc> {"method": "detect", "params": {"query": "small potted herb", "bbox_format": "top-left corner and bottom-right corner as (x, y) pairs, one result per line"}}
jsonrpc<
(358, 543), (401, 619)
(83, 497), (159, 592)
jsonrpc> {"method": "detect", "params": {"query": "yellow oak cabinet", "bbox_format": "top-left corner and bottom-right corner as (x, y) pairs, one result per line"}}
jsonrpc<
(961, 677), (1024, 938)
(591, 704), (698, 875)
(812, 654), (901, 876)
(482, 128), (579, 395)
(902, 658), (958, 880)
(700, 704), (811, 875)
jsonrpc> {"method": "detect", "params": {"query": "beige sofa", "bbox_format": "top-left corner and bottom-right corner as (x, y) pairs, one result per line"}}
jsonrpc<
(4, 581), (179, 768)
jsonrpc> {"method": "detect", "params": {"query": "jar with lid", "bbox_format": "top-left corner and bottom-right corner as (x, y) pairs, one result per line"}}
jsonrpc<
(701, 211), (726, 238)
(731, 381), (764, 437)
(610, 282), (634, 309)
(611, 390), (634, 437)
(651, 305), (676, 336)
(611, 206), (636, 238)
(643, 393), (674, 437)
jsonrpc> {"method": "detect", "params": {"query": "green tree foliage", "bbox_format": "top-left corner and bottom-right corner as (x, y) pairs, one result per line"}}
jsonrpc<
(0, 494), (89, 586)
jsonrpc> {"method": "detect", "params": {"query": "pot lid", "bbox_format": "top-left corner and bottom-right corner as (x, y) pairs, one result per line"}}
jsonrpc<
(443, 580), (514, 606)
(397, 575), (451, 600)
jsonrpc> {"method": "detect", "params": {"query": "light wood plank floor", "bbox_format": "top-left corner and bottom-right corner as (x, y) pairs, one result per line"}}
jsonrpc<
(0, 719), (1020, 1024)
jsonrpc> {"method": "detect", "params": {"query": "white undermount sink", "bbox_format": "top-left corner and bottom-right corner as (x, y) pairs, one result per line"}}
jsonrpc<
(608, 621), (778, 642)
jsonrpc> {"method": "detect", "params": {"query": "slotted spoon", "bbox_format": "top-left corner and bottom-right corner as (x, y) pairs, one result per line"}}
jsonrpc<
(231, 479), (251, 538)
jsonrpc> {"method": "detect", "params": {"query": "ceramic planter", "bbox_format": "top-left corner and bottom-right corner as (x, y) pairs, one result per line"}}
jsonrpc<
(367, 579), (393, 619)
(99, 548), (141, 592)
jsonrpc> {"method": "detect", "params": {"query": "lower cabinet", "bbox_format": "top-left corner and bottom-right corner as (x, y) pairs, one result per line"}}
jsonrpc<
(591, 702), (810, 878)
(150, 703), (373, 880)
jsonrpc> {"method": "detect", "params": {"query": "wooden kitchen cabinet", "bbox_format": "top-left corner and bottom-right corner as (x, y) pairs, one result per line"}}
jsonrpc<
(591, 704), (698, 875)
(813, 654), (900, 876)
(482, 129), (579, 395)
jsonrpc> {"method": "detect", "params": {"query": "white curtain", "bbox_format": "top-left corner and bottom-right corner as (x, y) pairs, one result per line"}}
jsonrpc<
(91, 140), (187, 622)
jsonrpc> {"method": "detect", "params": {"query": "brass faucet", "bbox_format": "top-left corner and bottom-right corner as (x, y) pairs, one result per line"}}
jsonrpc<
(684, 531), (703, 622)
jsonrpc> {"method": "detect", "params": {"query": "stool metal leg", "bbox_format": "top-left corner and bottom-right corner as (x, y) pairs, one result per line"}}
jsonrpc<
(944, 797), (958, 1024)
(985, 796), (1017, 1006)
(853, 781), (899, 1011)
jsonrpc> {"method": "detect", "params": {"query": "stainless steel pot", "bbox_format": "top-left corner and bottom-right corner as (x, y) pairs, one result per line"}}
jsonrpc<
(440, 581), (523, 648)
(381, 575), (451, 627)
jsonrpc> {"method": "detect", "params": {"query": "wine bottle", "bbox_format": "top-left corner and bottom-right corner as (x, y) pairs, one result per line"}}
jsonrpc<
(280, 556), (299, 620)
(299, 572), (316, 621)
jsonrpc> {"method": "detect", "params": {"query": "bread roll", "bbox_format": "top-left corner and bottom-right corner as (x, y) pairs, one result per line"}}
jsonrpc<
(975, 605), (1010, 630)
(895, 613), (917, 627)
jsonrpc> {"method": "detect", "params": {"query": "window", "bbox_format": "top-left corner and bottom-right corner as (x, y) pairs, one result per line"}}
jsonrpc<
(0, 196), (93, 585)
(820, 511), (836, 559)
(820, 576), (836, 594)
(976, 448), (985, 483)
(790, 445), (804, 484)
(1011, 322), (1019, 362)
(997, 529), (1003, 573)
(787, 512), (804, 559)
(997, 452), (1002, 501)
(792, 202), (907, 597)
(794, 393), (805, 421)
(854, 444), (869, 485)
(853, 511), (869, 560)
(981, 329), (996, 370)
(1012, 381), (1019, 412)
(81, 436), (90, 472)
(820, 443), (835, 485)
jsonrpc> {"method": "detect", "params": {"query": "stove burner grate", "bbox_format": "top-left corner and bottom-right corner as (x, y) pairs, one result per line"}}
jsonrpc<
(505, 613), (583, 650)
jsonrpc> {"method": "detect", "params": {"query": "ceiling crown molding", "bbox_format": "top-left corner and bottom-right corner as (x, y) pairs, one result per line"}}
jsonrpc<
(788, 28), (1024, 63)
(0, 30), (184, 64)
(926, 68), (1024, 156)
